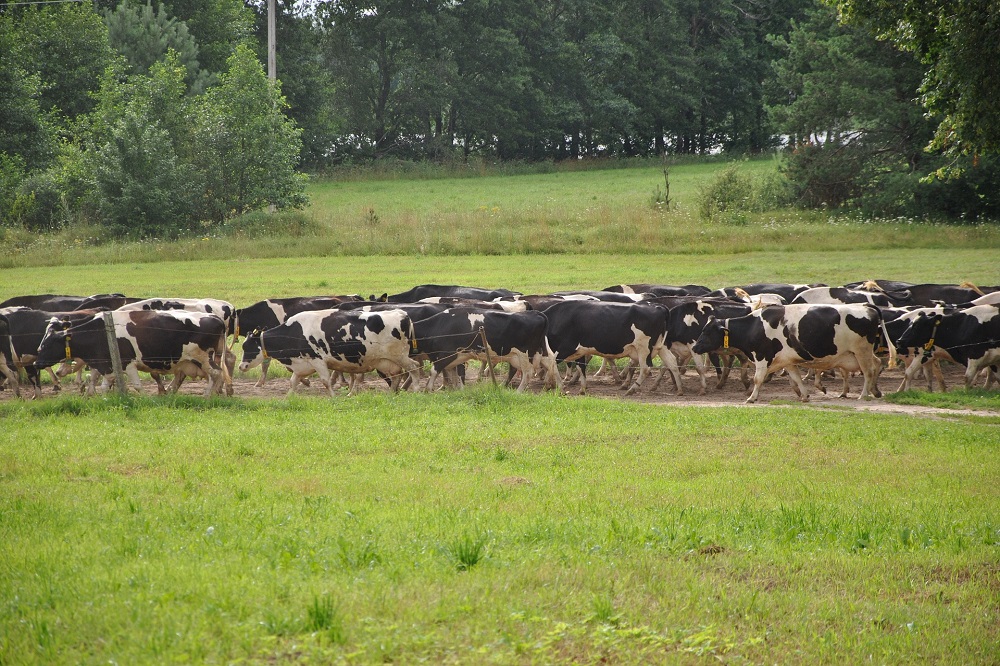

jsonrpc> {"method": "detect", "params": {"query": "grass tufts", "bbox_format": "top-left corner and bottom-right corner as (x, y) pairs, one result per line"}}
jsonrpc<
(448, 532), (489, 572)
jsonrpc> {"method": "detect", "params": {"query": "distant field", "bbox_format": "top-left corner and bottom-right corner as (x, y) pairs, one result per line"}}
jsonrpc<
(3, 157), (999, 268)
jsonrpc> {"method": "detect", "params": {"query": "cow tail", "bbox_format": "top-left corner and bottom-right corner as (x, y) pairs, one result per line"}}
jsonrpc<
(877, 309), (898, 369)
(217, 330), (233, 393)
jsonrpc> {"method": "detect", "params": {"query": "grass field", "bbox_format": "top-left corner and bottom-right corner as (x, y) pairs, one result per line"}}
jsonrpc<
(3, 157), (1000, 268)
(1, 391), (998, 664)
(1, 159), (999, 664)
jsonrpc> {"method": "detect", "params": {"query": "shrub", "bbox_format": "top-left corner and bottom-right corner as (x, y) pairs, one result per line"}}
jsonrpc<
(698, 161), (792, 223)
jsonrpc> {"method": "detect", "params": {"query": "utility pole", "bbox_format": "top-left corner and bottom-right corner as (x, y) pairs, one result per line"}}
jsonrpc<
(267, 0), (277, 213)
(267, 0), (276, 83)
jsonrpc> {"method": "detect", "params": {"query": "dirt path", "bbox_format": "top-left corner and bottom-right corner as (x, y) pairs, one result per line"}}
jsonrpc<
(6, 361), (996, 420)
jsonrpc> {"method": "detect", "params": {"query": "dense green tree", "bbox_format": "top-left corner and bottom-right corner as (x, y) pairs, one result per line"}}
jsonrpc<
(192, 44), (307, 220)
(104, 1), (213, 93)
(833, 0), (1000, 156)
(0, 21), (56, 171)
(5, 4), (114, 121)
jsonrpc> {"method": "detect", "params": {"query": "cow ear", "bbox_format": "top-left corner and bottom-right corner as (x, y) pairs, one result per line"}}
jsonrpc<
(379, 293), (388, 302)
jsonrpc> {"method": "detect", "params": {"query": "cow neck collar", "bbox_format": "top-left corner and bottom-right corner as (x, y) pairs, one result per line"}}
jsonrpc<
(923, 317), (942, 354)
(259, 331), (269, 359)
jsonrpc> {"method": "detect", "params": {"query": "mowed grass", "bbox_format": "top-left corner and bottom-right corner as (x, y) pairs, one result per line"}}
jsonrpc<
(1, 390), (998, 664)
(2, 249), (999, 306)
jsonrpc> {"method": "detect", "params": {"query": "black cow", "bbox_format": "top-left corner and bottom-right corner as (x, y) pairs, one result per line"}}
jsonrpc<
(543, 301), (668, 395)
(0, 293), (132, 311)
(382, 285), (520, 303)
(234, 296), (363, 385)
(239, 308), (420, 396)
(411, 308), (558, 392)
(896, 305), (1000, 390)
(34, 310), (231, 397)
(692, 304), (895, 403)
(0, 314), (19, 397)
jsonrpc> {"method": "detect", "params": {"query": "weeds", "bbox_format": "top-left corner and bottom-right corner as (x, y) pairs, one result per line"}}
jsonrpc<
(448, 532), (489, 571)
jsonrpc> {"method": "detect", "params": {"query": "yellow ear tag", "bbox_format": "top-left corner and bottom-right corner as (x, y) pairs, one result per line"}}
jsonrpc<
(411, 337), (417, 350)
(723, 332), (730, 349)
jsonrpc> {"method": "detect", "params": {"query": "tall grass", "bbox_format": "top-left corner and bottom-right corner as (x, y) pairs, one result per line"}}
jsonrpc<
(3, 157), (998, 269)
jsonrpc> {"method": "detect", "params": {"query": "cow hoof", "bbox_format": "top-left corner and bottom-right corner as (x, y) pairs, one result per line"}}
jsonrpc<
(52, 383), (61, 392)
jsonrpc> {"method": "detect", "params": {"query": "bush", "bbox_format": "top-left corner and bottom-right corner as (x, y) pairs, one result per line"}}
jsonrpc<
(697, 161), (792, 224)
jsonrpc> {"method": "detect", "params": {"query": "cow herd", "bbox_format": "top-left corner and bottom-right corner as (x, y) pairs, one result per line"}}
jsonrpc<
(1, 279), (998, 403)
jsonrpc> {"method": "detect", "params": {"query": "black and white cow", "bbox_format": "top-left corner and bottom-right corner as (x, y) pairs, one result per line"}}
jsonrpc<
(602, 284), (712, 297)
(34, 310), (231, 397)
(895, 305), (1000, 390)
(882, 306), (953, 392)
(383, 285), (520, 303)
(692, 304), (895, 403)
(551, 290), (650, 303)
(117, 297), (237, 331)
(790, 286), (900, 307)
(543, 300), (669, 395)
(412, 308), (559, 392)
(1, 307), (105, 398)
(238, 309), (420, 396)
(662, 299), (753, 394)
(234, 296), (363, 386)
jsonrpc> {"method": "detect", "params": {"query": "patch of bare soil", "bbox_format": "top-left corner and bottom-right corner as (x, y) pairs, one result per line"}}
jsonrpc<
(3, 362), (997, 419)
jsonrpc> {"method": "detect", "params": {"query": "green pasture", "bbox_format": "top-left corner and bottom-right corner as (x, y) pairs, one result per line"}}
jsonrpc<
(2, 249), (999, 306)
(3, 158), (1000, 269)
(1, 391), (998, 664)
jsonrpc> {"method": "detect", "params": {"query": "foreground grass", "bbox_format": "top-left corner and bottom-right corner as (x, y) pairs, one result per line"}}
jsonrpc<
(3, 158), (999, 268)
(886, 389), (1000, 412)
(1, 390), (998, 663)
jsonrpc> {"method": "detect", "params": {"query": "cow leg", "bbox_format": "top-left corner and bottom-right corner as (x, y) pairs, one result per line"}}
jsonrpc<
(897, 354), (927, 392)
(46, 367), (62, 392)
(786, 366), (810, 402)
(931, 360), (948, 392)
(655, 347), (685, 395)
(623, 356), (648, 396)
(0, 361), (20, 398)
(125, 365), (145, 394)
(839, 369), (851, 398)
(511, 352), (531, 392)
(575, 360), (589, 395)
(254, 357), (270, 387)
(746, 362), (768, 403)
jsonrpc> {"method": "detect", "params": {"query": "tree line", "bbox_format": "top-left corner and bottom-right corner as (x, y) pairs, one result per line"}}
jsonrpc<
(1, 0), (998, 237)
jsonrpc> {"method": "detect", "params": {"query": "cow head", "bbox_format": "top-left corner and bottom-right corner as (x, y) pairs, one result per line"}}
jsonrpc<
(238, 329), (265, 372)
(897, 312), (942, 351)
(692, 317), (727, 354)
(34, 318), (72, 370)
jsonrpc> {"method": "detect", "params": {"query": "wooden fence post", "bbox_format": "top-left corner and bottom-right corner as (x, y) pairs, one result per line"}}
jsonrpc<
(102, 312), (128, 396)
(479, 326), (498, 387)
